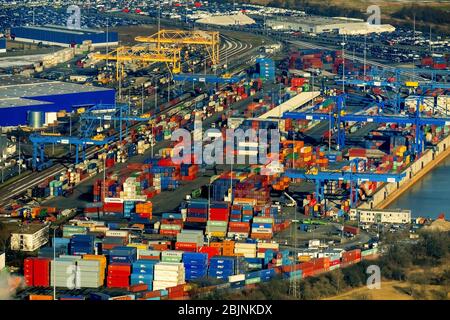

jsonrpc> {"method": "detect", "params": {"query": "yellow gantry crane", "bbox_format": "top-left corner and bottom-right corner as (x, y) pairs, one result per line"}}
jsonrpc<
(93, 44), (181, 80)
(135, 29), (220, 66)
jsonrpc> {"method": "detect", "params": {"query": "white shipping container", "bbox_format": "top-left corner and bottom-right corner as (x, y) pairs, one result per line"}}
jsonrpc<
(154, 262), (184, 271)
(234, 243), (257, 249)
(105, 230), (129, 238)
(228, 274), (245, 282)
(257, 243), (279, 250)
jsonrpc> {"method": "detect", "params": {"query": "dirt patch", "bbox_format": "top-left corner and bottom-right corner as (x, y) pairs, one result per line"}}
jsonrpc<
(109, 25), (159, 45)
(324, 281), (414, 300)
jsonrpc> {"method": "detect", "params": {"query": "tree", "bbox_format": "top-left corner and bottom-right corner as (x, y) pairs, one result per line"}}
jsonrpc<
(327, 269), (346, 293)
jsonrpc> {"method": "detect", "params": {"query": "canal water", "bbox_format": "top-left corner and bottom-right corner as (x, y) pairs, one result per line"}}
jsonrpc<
(388, 156), (450, 219)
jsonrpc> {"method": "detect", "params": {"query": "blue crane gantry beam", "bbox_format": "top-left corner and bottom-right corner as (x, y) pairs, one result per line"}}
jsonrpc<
(29, 104), (154, 171)
(284, 167), (406, 208)
(29, 134), (114, 170)
(283, 95), (450, 154)
(80, 103), (153, 142)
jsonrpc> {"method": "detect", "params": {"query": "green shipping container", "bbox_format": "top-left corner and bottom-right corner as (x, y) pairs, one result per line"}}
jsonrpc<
(162, 256), (182, 263)
(245, 277), (261, 285)
(253, 217), (274, 224)
(208, 221), (228, 227)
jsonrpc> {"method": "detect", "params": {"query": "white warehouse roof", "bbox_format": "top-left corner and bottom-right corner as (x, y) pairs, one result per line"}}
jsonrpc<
(259, 91), (321, 119)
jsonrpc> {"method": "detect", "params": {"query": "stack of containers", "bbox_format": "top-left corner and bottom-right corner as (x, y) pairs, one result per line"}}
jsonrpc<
(198, 246), (220, 260)
(131, 260), (158, 289)
(208, 256), (235, 279)
(69, 235), (95, 255)
(153, 262), (185, 290)
(182, 253), (208, 281)
(209, 242), (223, 256)
(251, 216), (274, 240)
(245, 257), (264, 270)
(245, 270), (262, 285)
(135, 202), (153, 219)
(242, 204), (254, 222)
(102, 236), (127, 251)
(227, 222), (250, 238)
(38, 246), (67, 258)
(341, 249), (361, 266)
(53, 237), (70, 254)
(123, 201), (135, 219)
(230, 204), (242, 222)
(257, 242), (279, 258)
(222, 240), (235, 256)
(77, 259), (103, 288)
(62, 225), (87, 238)
(186, 199), (208, 223)
(49, 180), (64, 196)
(228, 274), (246, 289)
(206, 220), (228, 238)
(160, 213), (183, 236)
(109, 246), (137, 264)
(256, 57), (275, 81)
(234, 242), (257, 258)
(310, 257), (330, 275)
(268, 250), (291, 268)
(83, 255), (107, 285)
(176, 230), (204, 251)
(209, 201), (230, 221)
(161, 250), (184, 263)
(138, 249), (161, 260)
(50, 257), (81, 288)
(107, 263), (131, 288)
(180, 164), (199, 181)
(24, 258), (51, 287)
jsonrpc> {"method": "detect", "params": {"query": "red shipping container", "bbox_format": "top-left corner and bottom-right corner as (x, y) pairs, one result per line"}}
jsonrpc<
(330, 259), (340, 266)
(198, 246), (220, 260)
(209, 213), (229, 221)
(343, 225), (360, 235)
(228, 222), (249, 229)
(142, 290), (161, 299)
(209, 208), (229, 215)
(33, 258), (50, 287)
(175, 242), (197, 251)
(433, 63), (447, 70)
(129, 284), (148, 292)
(103, 202), (124, 213)
(108, 263), (131, 273)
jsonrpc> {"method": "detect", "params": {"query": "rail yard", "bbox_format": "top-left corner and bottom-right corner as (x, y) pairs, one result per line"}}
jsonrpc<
(0, 0), (449, 303)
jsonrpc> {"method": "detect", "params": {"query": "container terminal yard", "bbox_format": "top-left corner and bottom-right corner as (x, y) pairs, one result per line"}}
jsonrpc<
(0, 1), (449, 303)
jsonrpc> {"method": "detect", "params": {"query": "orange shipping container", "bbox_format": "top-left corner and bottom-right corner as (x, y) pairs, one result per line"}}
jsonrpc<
(29, 295), (53, 300)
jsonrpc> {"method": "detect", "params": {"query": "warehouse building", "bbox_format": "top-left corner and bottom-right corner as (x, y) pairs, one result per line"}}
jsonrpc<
(0, 75), (115, 126)
(10, 25), (118, 48)
(10, 223), (50, 252)
(0, 38), (6, 53)
(266, 16), (395, 35)
(349, 208), (411, 224)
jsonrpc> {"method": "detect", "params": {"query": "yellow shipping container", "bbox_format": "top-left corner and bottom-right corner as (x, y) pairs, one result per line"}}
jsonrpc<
(210, 231), (226, 238)
(405, 81), (419, 87)
(127, 243), (148, 250)
(298, 255), (311, 262)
